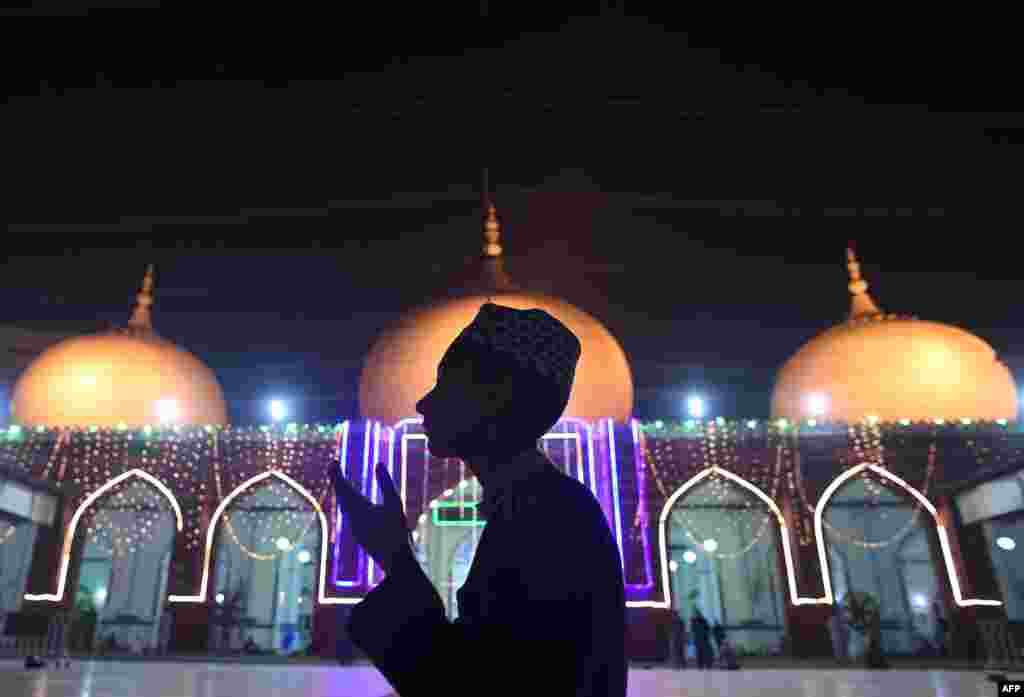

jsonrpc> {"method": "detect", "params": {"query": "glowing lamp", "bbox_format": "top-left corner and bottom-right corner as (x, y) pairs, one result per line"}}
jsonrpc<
(297, 550), (312, 564)
(912, 594), (928, 609)
(682, 550), (697, 564)
(269, 399), (286, 421)
(156, 398), (179, 424)
(747, 420), (757, 429)
(94, 587), (108, 605)
(668, 560), (679, 572)
(276, 537), (291, 551)
(997, 536), (1016, 551)
(703, 539), (718, 553)
(806, 392), (827, 417)
(686, 396), (705, 419)
(215, 593), (225, 605)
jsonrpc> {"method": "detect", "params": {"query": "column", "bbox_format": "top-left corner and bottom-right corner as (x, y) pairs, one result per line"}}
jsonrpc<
(778, 491), (832, 657)
(168, 495), (212, 652)
(933, 495), (1004, 661)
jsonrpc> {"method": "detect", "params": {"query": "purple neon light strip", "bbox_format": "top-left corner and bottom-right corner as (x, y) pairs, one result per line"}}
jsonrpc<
(331, 422), (362, 587)
(628, 418), (655, 591)
(355, 420), (372, 586)
(367, 421), (382, 586)
(606, 418), (625, 568)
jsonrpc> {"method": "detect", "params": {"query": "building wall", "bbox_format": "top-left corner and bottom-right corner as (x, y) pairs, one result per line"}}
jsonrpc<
(0, 420), (1019, 660)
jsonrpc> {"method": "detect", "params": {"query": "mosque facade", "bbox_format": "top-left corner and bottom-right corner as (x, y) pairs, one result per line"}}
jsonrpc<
(0, 211), (1022, 664)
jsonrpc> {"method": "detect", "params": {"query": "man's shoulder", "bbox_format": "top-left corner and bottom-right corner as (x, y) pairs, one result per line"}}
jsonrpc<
(515, 469), (598, 514)
(497, 472), (609, 544)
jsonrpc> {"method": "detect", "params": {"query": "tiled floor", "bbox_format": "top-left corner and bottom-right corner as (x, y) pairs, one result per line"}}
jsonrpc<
(0, 660), (1009, 696)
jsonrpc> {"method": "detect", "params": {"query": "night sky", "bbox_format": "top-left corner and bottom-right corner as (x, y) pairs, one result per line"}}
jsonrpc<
(1, 7), (1021, 424)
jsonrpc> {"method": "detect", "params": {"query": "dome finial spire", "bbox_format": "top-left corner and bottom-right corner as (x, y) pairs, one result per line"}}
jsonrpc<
(482, 168), (502, 258)
(846, 243), (882, 319)
(128, 264), (156, 330)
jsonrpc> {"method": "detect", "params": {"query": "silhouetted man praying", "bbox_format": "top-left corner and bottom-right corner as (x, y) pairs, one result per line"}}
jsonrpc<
(331, 302), (627, 697)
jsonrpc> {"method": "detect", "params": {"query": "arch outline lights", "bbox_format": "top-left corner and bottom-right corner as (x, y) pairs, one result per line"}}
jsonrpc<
(813, 462), (1001, 608)
(641, 465), (829, 610)
(168, 468), (357, 605)
(25, 468), (184, 603)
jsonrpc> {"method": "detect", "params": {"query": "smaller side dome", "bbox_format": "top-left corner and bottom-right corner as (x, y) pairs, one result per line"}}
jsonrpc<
(11, 266), (229, 427)
(770, 247), (1018, 423)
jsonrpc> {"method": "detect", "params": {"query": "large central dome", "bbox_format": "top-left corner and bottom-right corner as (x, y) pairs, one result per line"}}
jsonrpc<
(359, 205), (634, 426)
(11, 267), (228, 428)
(771, 249), (1017, 423)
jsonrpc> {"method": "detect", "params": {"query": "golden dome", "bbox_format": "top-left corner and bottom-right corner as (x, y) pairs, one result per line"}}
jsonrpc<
(11, 266), (228, 428)
(359, 205), (634, 425)
(771, 248), (1018, 423)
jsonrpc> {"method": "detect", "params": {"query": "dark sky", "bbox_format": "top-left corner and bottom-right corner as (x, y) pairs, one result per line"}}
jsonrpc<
(1, 7), (1021, 423)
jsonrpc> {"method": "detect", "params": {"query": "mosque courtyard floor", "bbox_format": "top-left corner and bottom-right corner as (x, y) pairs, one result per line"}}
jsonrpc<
(0, 660), (1013, 697)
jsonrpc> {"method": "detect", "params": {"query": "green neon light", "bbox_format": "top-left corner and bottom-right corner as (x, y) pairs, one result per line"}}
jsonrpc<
(431, 500), (486, 527)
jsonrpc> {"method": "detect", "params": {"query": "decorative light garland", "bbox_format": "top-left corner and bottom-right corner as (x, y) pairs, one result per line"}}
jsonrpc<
(212, 427), (333, 562)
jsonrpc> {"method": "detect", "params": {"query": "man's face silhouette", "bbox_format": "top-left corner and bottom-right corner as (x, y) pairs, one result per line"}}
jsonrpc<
(415, 352), (513, 460)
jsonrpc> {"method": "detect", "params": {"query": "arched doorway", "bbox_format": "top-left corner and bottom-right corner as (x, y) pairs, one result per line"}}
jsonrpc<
(822, 474), (942, 655)
(664, 475), (788, 655)
(74, 476), (177, 652)
(209, 476), (320, 655)
(413, 477), (484, 620)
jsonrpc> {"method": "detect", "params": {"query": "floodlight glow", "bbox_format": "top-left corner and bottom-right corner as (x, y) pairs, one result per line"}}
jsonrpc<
(668, 560), (679, 572)
(686, 396), (705, 419)
(682, 550), (697, 564)
(270, 400), (286, 422)
(156, 399), (179, 424)
(806, 392), (827, 417)
(912, 594), (928, 609)
(276, 537), (291, 551)
(298, 550), (312, 563)
(215, 593), (225, 605)
(703, 539), (718, 552)
(997, 536), (1016, 551)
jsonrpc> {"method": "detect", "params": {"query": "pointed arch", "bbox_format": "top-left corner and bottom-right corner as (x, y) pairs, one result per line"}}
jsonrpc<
(814, 463), (1001, 608)
(25, 469), (183, 602)
(646, 466), (827, 611)
(168, 469), (356, 605)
